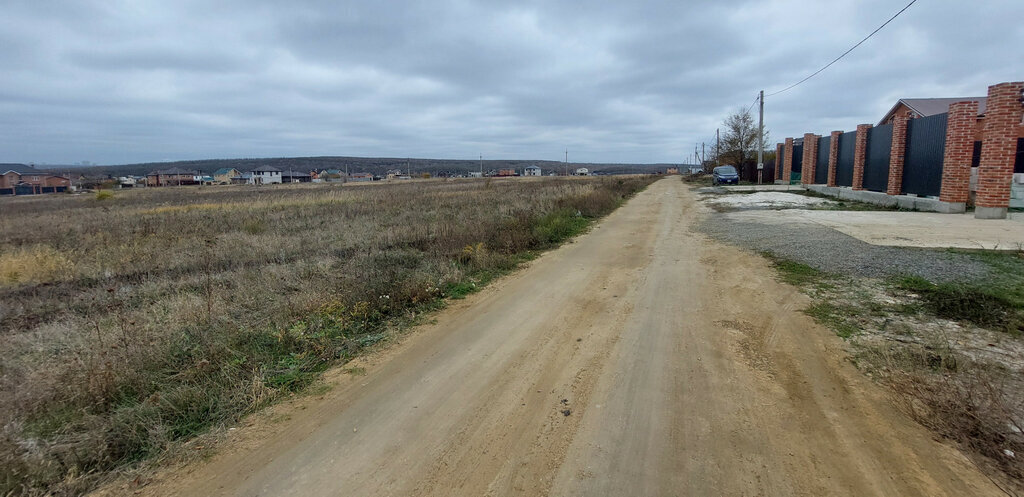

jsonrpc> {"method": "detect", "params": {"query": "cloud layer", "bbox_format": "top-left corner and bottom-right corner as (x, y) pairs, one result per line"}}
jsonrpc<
(1, 0), (1022, 165)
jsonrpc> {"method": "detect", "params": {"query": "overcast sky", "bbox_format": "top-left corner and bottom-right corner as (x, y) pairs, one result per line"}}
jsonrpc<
(1, 0), (1022, 165)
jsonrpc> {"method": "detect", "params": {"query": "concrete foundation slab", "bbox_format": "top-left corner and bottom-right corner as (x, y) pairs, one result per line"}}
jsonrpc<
(975, 206), (1008, 220)
(806, 185), (965, 213)
(721, 209), (1024, 250)
(722, 185), (807, 193)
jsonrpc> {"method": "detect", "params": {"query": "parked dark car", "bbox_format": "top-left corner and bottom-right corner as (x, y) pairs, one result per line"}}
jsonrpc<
(712, 165), (739, 185)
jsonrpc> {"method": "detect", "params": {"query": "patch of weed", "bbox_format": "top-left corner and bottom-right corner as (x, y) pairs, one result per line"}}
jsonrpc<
(805, 302), (861, 338)
(893, 275), (1022, 333)
(761, 252), (828, 287)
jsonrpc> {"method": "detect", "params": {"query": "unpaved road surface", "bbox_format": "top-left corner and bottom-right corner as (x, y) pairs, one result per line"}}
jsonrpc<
(128, 178), (1001, 496)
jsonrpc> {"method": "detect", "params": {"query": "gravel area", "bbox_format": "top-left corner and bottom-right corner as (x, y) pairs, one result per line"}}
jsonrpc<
(698, 215), (990, 282)
(702, 192), (836, 210)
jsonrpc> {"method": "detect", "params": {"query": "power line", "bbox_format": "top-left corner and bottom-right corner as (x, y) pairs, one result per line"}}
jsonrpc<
(765, 0), (918, 97)
(744, 94), (760, 115)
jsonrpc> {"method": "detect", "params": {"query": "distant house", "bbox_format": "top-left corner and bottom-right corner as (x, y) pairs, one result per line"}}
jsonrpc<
(146, 167), (200, 187)
(523, 165), (542, 176)
(575, 167), (589, 176)
(666, 167), (679, 175)
(213, 168), (241, 184)
(497, 168), (516, 177)
(281, 170), (312, 183)
(878, 97), (987, 126)
(251, 166), (282, 185)
(349, 172), (374, 182)
(231, 172), (253, 185)
(0, 163), (71, 195)
(319, 169), (346, 183)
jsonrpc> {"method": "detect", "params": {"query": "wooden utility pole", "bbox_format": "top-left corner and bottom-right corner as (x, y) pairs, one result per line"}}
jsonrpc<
(716, 129), (720, 166)
(758, 90), (765, 185)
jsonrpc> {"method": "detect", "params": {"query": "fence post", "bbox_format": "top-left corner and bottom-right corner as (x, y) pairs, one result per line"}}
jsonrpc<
(775, 143), (784, 181)
(827, 131), (841, 187)
(887, 115), (910, 196)
(939, 101), (980, 205)
(852, 124), (872, 190)
(783, 138), (794, 184)
(976, 81), (1024, 219)
(802, 133), (818, 185)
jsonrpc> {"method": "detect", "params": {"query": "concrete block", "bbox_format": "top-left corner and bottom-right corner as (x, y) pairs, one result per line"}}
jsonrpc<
(807, 185), (839, 196)
(895, 196), (917, 210)
(976, 206), (1008, 219)
(913, 197), (966, 213)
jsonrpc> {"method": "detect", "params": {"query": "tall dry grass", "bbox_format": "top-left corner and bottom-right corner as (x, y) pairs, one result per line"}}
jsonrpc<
(0, 176), (656, 495)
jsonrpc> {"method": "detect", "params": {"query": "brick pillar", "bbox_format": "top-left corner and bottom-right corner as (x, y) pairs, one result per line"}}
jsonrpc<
(939, 101), (980, 204)
(827, 131), (841, 187)
(852, 124), (871, 190)
(887, 115), (910, 196)
(976, 82), (1024, 219)
(802, 133), (818, 185)
(775, 143), (784, 181)
(783, 138), (794, 183)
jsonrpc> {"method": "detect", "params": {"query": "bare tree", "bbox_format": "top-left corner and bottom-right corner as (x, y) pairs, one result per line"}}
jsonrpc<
(719, 108), (768, 168)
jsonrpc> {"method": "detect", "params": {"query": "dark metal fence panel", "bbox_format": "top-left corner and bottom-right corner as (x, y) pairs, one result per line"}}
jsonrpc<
(789, 144), (803, 183)
(863, 124), (892, 192)
(902, 112), (948, 197)
(1015, 138), (1024, 173)
(814, 136), (830, 184)
(836, 131), (855, 186)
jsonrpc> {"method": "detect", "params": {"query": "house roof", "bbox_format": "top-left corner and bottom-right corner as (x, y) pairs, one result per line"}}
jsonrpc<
(213, 167), (238, 175)
(1, 163), (40, 174)
(149, 167), (196, 175)
(525, 165), (541, 169)
(280, 170), (311, 176)
(252, 166), (282, 173)
(879, 97), (986, 125)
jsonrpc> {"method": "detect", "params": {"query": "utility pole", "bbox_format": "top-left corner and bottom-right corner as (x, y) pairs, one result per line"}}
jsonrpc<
(716, 129), (720, 167)
(701, 142), (705, 166)
(758, 90), (765, 185)
(479, 154), (483, 176)
(564, 149), (568, 176)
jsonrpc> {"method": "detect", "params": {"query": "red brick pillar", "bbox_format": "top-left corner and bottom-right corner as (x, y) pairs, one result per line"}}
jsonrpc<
(852, 124), (871, 190)
(940, 101), (980, 204)
(802, 133), (818, 185)
(783, 138), (794, 183)
(887, 115), (910, 196)
(827, 131), (841, 187)
(976, 82), (1024, 219)
(775, 143), (784, 181)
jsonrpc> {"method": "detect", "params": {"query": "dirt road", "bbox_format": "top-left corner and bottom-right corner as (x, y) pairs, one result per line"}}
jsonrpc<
(131, 178), (1001, 496)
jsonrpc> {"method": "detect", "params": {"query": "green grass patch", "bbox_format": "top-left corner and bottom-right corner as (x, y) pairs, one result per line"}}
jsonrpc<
(805, 302), (861, 338)
(760, 252), (829, 287)
(533, 208), (591, 246)
(893, 274), (1023, 334)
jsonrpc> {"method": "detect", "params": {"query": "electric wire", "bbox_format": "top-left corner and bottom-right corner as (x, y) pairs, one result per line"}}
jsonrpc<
(765, 0), (917, 96)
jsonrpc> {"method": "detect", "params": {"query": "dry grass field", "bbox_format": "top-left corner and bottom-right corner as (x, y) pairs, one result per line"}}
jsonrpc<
(0, 176), (656, 496)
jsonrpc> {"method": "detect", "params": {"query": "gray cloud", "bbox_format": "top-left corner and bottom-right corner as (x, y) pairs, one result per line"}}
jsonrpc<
(0, 0), (1022, 165)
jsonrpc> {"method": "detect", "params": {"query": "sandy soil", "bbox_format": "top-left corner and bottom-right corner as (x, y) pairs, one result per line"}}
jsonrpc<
(107, 178), (1002, 496)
